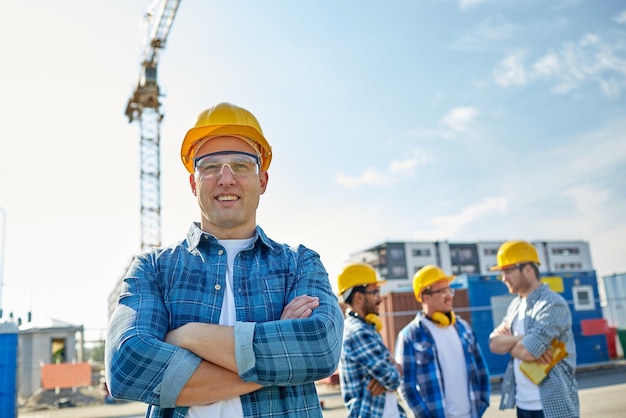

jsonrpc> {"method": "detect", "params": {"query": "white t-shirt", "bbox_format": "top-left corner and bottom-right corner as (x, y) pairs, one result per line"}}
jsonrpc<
(382, 391), (401, 418)
(187, 238), (253, 418)
(511, 299), (542, 411)
(423, 318), (471, 418)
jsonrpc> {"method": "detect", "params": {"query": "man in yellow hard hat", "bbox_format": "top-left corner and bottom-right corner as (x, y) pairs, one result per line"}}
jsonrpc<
(106, 102), (343, 418)
(337, 262), (406, 418)
(488, 240), (579, 418)
(395, 265), (490, 418)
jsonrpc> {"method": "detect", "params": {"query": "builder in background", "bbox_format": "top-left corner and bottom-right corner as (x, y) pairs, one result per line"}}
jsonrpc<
(106, 102), (343, 418)
(489, 240), (579, 418)
(395, 265), (490, 418)
(338, 262), (406, 418)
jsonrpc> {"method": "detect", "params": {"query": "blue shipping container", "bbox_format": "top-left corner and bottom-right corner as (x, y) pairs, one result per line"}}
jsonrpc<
(0, 320), (18, 418)
(458, 271), (608, 376)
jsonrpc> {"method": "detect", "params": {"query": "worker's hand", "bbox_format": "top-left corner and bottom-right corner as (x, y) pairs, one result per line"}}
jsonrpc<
(394, 359), (403, 375)
(492, 322), (512, 337)
(367, 378), (386, 396)
(511, 340), (537, 362)
(536, 348), (553, 365)
(388, 356), (403, 375)
(280, 295), (319, 320)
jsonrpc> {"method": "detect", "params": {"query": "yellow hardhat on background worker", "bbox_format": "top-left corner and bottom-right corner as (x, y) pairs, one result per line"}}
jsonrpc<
(490, 240), (541, 271)
(412, 265), (455, 302)
(337, 262), (386, 301)
(180, 102), (273, 173)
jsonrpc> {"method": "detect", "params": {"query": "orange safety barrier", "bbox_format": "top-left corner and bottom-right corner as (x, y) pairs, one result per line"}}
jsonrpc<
(41, 362), (91, 389)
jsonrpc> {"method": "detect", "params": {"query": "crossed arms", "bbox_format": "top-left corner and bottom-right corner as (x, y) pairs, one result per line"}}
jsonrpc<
(489, 323), (552, 364)
(162, 295), (319, 405)
(106, 246), (343, 408)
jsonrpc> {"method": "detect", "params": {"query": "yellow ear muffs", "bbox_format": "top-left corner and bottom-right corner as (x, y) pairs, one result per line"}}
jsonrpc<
(429, 311), (456, 328)
(364, 313), (383, 332)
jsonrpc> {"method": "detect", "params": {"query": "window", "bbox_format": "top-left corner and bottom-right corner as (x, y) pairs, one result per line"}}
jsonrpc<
(452, 264), (477, 274)
(491, 294), (516, 327)
(391, 266), (407, 278)
(412, 249), (431, 257)
(552, 247), (580, 255)
(389, 248), (405, 260)
(484, 248), (498, 255)
(451, 248), (473, 260)
(51, 338), (66, 364)
(572, 285), (595, 311)
(459, 264), (477, 273)
(554, 262), (582, 270)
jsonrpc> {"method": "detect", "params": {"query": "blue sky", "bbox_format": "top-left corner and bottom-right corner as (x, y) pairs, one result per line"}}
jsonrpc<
(1, 0), (625, 339)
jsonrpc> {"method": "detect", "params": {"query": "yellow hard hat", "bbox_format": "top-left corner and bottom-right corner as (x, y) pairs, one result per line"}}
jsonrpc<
(180, 102), (273, 174)
(412, 265), (455, 302)
(337, 263), (386, 297)
(490, 240), (541, 271)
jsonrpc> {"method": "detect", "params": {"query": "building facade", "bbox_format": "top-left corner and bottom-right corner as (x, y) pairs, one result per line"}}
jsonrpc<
(348, 240), (593, 293)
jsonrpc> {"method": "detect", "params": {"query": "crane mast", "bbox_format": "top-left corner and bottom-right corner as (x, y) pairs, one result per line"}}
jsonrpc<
(125, 0), (181, 251)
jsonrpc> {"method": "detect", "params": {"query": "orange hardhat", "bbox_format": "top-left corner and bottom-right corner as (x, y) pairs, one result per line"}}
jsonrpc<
(180, 102), (273, 174)
(412, 265), (455, 302)
(490, 240), (541, 271)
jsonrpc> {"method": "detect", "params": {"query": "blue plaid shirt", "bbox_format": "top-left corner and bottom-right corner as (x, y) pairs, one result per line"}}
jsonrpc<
(339, 314), (406, 418)
(492, 284), (580, 418)
(395, 313), (490, 418)
(105, 223), (343, 418)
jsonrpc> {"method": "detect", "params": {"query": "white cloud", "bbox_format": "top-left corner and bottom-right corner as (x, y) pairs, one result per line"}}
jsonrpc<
(409, 106), (481, 140)
(416, 197), (508, 238)
(615, 10), (626, 24)
(494, 33), (626, 98)
(494, 50), (528, 86)
(440, 107), (480, 135)
(336, 155), (428, 188)
(533, 51), (561, 77)
(451, 17), (519, 51)
(389, 157), (422, 176)
(580, 33), (601, 47)
(459, 0), (489, 11)
(336, 168), (388, 187)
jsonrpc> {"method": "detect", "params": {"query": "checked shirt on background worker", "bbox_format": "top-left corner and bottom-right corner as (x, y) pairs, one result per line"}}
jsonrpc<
(489, 240), (579, 418)
(395, 265), (490, 418)
(338, 262), (407, 418)
(105, 102), (344, 418)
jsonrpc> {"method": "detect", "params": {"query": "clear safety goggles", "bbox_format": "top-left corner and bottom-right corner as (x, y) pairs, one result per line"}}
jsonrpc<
(194, 151), (260, 179)
(423, 287), (455, 297)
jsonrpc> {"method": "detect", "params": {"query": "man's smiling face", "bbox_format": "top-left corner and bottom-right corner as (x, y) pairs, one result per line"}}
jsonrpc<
(189, 135), (268, 239)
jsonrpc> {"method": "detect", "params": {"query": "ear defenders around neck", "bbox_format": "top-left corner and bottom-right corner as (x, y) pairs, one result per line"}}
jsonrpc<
(349, 311), (383, 332)
(429, 311), (456, 328)
(364, 313), (383, 332)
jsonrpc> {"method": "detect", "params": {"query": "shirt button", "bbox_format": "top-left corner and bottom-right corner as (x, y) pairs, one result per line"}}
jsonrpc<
(215, 284), (221, 291)
(218, 249), (224, 256)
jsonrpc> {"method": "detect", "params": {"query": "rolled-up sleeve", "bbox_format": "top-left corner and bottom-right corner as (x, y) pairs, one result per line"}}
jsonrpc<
(105, 254), (201, 407)
(236, 245), (343, 385)
(522, 295), (571, 358)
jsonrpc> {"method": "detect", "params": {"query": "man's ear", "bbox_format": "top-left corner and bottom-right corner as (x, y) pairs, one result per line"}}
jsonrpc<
(259, 171), (269, 194)
(189, 173), (197, 195)
(352, 291), (364, 305)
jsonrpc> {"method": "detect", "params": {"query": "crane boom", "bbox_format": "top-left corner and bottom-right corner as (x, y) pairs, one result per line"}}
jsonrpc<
(146, 0), (181, 66)
(125, 0), (181, 251)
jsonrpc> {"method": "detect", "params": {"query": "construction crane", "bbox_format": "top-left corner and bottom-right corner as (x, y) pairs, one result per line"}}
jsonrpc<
(125, 0), (181, 251)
